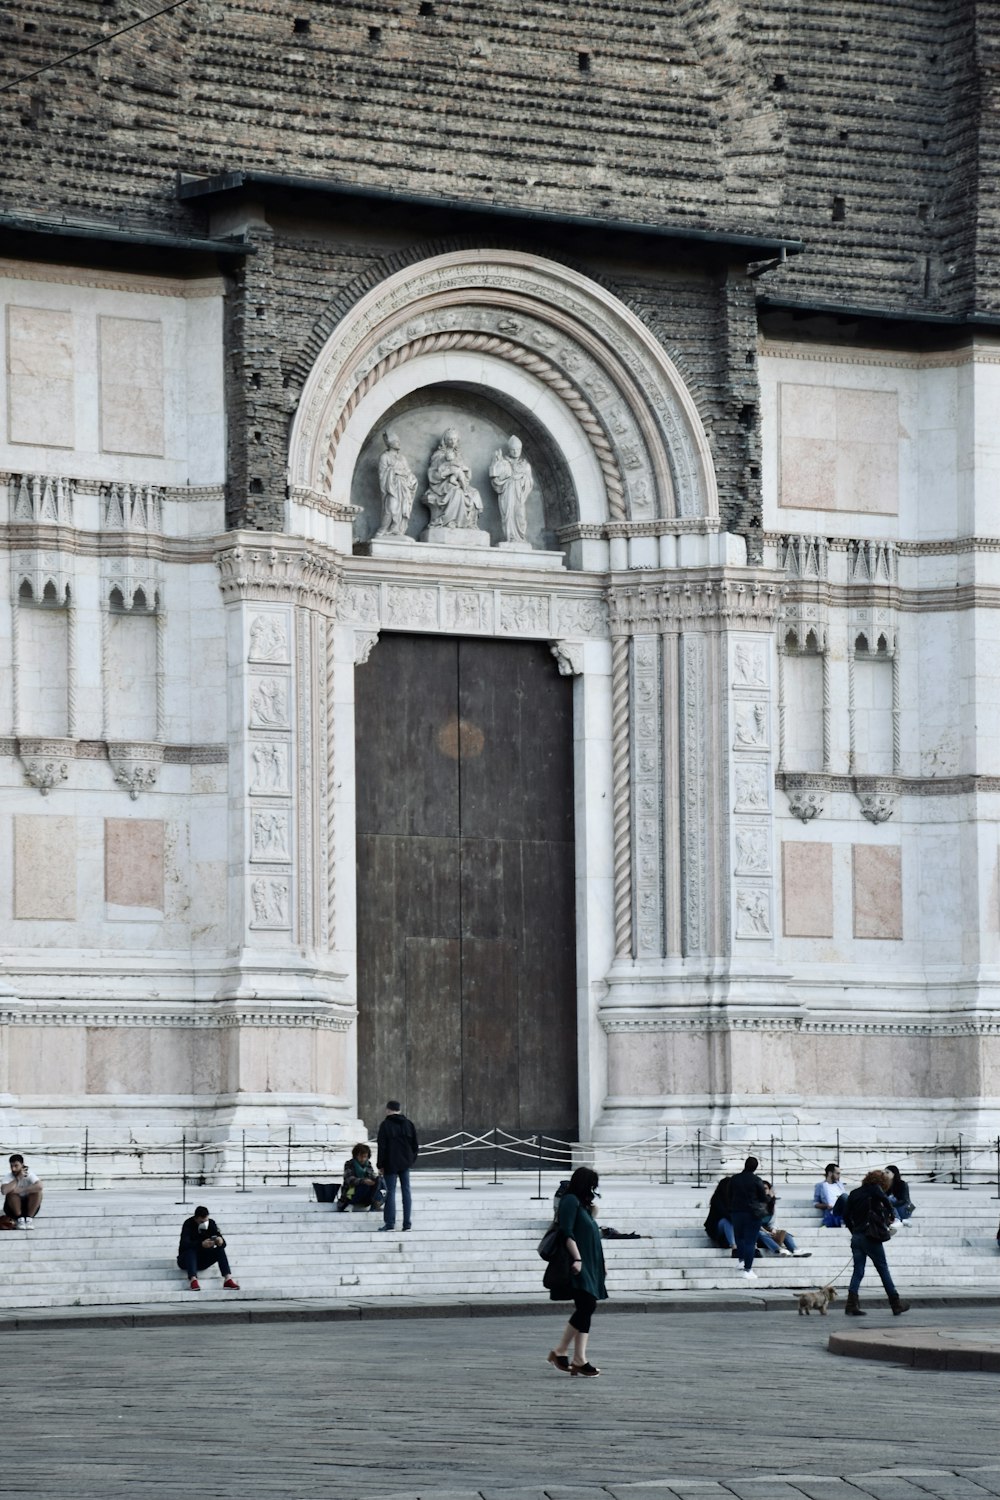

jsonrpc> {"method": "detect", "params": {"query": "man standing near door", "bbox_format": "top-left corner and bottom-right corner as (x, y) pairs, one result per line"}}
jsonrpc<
(376, 1100), (419, 1232)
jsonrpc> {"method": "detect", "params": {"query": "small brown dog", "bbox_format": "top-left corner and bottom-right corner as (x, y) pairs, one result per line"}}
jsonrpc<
(795, 1285), (839, 1316)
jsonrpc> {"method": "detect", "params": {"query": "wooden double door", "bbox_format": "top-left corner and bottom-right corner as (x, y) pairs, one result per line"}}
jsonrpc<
(355, 634), (578, 1146)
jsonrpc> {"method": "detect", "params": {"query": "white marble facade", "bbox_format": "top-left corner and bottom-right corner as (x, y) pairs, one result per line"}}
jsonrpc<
(1, 250), (999, 1175)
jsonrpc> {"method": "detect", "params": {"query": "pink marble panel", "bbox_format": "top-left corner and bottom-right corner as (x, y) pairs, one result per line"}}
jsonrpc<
(105, 818), (164, 910)
(853, 844), (903, 939)
(14, 815), (75, 919)
(782, 842), (833, 937)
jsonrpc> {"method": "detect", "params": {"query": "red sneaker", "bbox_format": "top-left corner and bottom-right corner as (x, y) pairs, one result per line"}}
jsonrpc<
(188, 1277), (200, 1291)
(222, 1277), (240, 1290)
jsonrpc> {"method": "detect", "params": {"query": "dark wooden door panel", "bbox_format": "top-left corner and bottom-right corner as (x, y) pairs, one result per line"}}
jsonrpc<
(457, 638), (575, 843)
(355, 635), (459, 839)
(355, 633), (578, 1144)
(356, 833), (459, 1127)
(405, 937), (462, 1139)
(461, 937), (518, 1136)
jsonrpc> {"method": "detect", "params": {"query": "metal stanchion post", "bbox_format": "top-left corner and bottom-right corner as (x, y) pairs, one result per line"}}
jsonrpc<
(78, 1127), (91, 1192)
(956, 1132), (968, 1190)
(286, 1126), (292, 1188)
(992, 1137), (1000, 1201)
(488, 1125), (502, 1185)
(455, 1138), (470, 1190)
(237, 1129), (251, 1193)
(836, 1128), (840, 1166)
(531, 1134), (546, 1200)
(695, 1128), (702, 1189)
(662, 1125), (669, 1185)
(770, 1135), (775, 1186)
(176, 1131), (188, 1205)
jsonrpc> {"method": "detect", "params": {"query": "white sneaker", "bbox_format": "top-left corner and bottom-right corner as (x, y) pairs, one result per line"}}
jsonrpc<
(778, 1247), (793, 1256)
(24, 1218), (34, 1229)
(16, 1218), (26, 1229)
(741, 1269), (757, 1280)
(792, 1249), (812, 1257)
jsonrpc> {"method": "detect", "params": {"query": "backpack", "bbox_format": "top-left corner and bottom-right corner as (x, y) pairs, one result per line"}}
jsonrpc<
(843, 1188), (892, 1242)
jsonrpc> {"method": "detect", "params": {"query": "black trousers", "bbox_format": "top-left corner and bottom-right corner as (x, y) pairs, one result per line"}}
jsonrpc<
(177, 1246), (232, 1278)
(569, 1290), (597, 1333)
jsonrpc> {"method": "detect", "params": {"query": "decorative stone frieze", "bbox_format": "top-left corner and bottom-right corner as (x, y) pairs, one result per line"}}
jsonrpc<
(607, 574), (782, 635)
(0, 1004), (353, 1032)
(730, 635), (775, 944)
(632, 635), (663, 957)
(18, 736), (74, 795)
(216, 537), (342, 609)
(107, 741), (164, 799)
(101, 482), (164, 532)
(10, 473), (74, 526)
(334, 575), (607, 642)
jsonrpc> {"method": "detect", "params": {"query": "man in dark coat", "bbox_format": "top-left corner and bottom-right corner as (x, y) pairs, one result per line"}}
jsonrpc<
(376, 1100), (419, 1232)
(727, 1156), (769, 1280)
(176, 1205), (240, 1291)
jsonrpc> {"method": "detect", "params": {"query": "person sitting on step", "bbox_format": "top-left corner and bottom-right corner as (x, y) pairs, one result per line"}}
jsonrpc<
(757, 1181), (811, 1258)
(336, 1143), (385, 1212)
(176, 1206), (240, 1292)
(3, 1154), (43, 1229)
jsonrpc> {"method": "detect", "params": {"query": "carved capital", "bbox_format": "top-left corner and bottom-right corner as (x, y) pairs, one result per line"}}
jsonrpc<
(783, 775), (827, 823)
(549, 640), (583, 676)
(608, 573), (784, 635)
(216, 536), (342, 609)
(107, 740), (164, 800)
(18, 737), (75, 796)
(354, 630), (380, 665)
(857, 791), (896, 824)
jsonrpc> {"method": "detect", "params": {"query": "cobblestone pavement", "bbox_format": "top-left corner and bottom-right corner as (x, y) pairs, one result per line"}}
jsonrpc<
(4, 1308), (998, 1500)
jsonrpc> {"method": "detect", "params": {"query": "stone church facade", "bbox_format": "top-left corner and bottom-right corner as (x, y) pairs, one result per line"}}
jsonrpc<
(1, 3), (998, 1167)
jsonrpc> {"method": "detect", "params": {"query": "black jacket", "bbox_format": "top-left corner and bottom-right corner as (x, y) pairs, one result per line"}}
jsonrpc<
(376, 1113), (419, 1174)
(178, 1216), (225, 1258)
(726, 1169), (769, 1218)
(843, 1183), (895, 1240)
(704, 1177), (733, 1241)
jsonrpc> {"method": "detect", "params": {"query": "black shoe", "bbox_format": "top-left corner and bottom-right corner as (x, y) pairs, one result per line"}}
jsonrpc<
(377, 1224), (394, 1232)
(402, 1225), (412, 1231)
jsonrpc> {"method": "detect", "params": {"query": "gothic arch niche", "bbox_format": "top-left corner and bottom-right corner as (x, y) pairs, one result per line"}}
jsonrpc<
(288, 249), (719, 535)
(350, 381), (576, 550)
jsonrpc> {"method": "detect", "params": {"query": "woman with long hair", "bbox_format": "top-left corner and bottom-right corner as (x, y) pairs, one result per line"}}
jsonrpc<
(546, 1166), (607, 1377)
(844, 1168), (910, 1316)
(885, 1164), (915, 1221)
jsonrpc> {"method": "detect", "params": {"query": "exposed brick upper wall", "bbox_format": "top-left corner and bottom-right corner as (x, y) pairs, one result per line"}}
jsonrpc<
(0, 1), (993, 316)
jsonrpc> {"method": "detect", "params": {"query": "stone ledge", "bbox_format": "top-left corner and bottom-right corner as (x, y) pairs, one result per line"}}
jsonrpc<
(829, 1323), (1000, 1371)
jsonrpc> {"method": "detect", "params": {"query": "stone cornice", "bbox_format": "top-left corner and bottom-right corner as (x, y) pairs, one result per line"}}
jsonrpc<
(776, 770), (1000, 798)
(608, 573), (784, 633)
(759, 339), (1000, 370)
(601, 1012), (1000, 1036)
(766, 531), (1000, 558)
(0, 257), (226, 298)
(780, 578), (1000, 614)
(0, 738), (227, 765)
(0, 1004), (353, 1031)
(216, 534), (342, 607)
(558, 517), (725, 542)
(1, 524), (218, 566)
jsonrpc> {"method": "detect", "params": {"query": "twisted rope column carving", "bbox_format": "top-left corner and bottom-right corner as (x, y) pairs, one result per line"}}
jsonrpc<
(155, 609), (166, 743)
(847, 646), (856, 776)
(100, 607), (110, 742)
(322, 332), (627, 521)
(324, 614), (337, 951)
(891, 650), (901, 774)
(776, 647), (786, 773)
(11, 594), (20, 738)
(822, 648), (831, 772)
(65, 602), (77, 738)
(611, 633), (633, 959)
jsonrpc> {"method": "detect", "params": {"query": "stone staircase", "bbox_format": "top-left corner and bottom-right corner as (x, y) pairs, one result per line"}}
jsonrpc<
(1, 1179), (997, 1311)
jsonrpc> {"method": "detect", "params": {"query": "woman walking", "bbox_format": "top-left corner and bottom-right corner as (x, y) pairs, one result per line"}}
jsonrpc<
(546, 1166), (607, 1377)
(844, 1168), (910, 1316)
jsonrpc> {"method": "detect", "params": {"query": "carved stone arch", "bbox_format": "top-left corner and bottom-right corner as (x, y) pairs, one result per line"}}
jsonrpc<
(288, 250), (719, 527)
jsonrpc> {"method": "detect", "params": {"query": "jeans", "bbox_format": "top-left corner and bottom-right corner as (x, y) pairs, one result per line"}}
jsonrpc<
(759, 1228), (798, 1254)
(731, 1210), (760, 1272)
(383, 1170), (412, 1229)
(177, 1245), (232, 1279)
(717, 1217), (737, 1250)
(848, 1231), (897, 1299)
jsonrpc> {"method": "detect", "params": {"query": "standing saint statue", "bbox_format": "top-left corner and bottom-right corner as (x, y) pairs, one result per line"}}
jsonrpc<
(489, 434), (533, 544)
(423, 428), (484, 531)
(375, 429), (418, 537)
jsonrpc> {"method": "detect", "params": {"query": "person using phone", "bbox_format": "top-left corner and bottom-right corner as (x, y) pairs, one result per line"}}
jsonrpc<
(176, 1206), (240, 1292)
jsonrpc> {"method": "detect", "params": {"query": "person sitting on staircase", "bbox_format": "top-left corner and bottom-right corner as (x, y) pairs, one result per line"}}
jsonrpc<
(177, 1206), (240, 1292)
(336, 1143), (385, 1212)
(3, 1154), (43, 1229)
